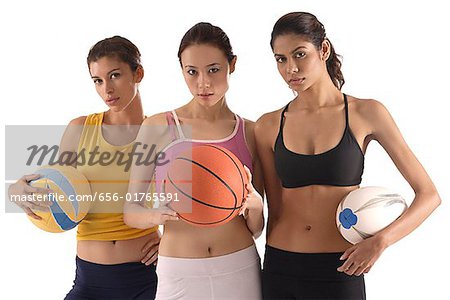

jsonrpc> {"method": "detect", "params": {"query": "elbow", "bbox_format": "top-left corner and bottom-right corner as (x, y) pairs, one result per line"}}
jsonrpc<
(253, 232), (262, 239)
(415, 187), (441, 210)
(252, 221), (265, 239)
(123, 203), (139, 228)
(420, 189), (442, 211)
(123, 213), (146, 229)
(433, 191), (442, 209)
(123, 203), (157, 229)
(253, 229), (263, 239)
(123, 212), (134, 228)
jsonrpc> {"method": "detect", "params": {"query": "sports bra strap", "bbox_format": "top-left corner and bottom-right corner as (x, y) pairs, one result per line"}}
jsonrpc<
(165, 111), (180, 140)
(170, 110), (185, 139)
(279, 101), (292, 133)
(343, 93), (349, 128)
(279, 94), (348, 135)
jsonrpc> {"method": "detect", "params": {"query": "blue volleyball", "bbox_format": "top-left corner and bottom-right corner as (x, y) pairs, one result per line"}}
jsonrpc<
(28, 165), (92, 233)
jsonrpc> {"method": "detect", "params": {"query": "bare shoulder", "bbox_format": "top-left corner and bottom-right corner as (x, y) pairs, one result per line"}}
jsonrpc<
(241, 118), (257, 157)
(243, 118), (256, 144)
(68, 116), (87, 126)
(65, 116), (87, 135)
(254, 107), (285, 149)
(60, 116), (87, 152)
(255, 108), (284, 132)
(243, 118), (255, 133)
(347, 95), (388, 117)
(138, 112), (173, 149)
(142, 112), (168, 126)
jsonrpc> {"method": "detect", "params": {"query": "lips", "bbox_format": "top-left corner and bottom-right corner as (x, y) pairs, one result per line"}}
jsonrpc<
(105, 97), (120, 105)
(198, 93), (214, 99)
(289, 77), (305, 85)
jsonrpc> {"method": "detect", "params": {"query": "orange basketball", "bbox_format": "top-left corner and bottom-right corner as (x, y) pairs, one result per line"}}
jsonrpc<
(163, 144), (248, 227)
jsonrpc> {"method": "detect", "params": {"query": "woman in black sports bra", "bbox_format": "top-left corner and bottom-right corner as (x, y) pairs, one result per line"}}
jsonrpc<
(255, 12), (441, 299)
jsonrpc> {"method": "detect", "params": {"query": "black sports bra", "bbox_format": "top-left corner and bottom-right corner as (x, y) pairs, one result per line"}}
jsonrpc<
(274, 94), (364, 188)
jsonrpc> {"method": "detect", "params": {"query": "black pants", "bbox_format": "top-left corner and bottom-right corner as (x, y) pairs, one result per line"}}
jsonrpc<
(262, 245), (366, 300)
(65, 256), (157, 300)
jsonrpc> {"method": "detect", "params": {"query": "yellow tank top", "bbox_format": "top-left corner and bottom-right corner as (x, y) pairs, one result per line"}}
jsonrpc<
(76, 112), (157, 241)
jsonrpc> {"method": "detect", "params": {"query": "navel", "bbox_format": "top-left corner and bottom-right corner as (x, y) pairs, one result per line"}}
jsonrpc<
(305, 225), (312, 231)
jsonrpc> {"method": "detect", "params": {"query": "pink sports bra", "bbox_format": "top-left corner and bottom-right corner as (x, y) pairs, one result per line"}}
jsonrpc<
(154, 110), (254, 194)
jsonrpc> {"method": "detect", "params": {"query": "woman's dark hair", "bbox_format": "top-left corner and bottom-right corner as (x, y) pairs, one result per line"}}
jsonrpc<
(270, 12), (344, 89)
(87, 36), (141, 72)
(178, 22), (235, 65)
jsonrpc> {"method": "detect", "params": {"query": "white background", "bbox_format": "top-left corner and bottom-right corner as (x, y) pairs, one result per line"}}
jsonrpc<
(1, 0), (449, 299)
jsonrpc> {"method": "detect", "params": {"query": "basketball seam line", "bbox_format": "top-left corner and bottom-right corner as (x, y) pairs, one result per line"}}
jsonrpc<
(205, 144), (246, 203)
(167, 172), (243, 211)
(175, 156), (239, 209)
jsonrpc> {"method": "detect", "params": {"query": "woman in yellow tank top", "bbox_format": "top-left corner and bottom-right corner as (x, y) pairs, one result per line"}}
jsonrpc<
(8, 36), (160, 299)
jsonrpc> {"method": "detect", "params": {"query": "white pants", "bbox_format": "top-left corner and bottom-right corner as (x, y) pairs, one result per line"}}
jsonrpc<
(155, 245), (262, 300)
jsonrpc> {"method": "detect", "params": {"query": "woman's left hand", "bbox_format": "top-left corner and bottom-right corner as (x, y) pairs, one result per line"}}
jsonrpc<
(141, 234), (161, 266)
(337, 235), (388, 276)
(239, 165), (263, 218)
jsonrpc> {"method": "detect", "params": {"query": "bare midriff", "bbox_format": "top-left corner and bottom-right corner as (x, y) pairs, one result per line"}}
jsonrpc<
(159, 217), (254, 258)
(77, 230), (160, 264)
(268, 185), (358, 253)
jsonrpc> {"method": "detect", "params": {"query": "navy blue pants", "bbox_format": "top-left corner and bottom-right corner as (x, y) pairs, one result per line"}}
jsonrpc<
(262, 245), (366, 300)
(65, 256), (157, 300)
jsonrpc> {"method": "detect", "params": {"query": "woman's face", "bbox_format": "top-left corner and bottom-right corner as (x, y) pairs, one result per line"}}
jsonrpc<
(89, 56), (143, 112)
(180, 44), (235, 107)
(272, 34), (328, 93)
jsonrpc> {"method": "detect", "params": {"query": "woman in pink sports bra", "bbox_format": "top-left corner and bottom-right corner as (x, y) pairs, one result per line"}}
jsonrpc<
(124, 22), (264, 300)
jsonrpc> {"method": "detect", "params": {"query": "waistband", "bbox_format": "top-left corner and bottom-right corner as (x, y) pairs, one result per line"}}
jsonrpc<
(74, 256), (156, 288)
(156, 244), (260, 277)
(263, 245), (359, 281)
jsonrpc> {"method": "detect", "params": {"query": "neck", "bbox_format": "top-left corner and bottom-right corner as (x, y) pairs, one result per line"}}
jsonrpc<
(293, 76), (342, 110)
(184, 97), (233, 121)
(104, 92), (144, 125)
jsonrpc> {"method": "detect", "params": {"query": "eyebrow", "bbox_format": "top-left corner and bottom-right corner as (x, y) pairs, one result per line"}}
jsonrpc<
(91, 68), (121, 78)
(274, 46), (308, 57)
(184, 63), (221, 69)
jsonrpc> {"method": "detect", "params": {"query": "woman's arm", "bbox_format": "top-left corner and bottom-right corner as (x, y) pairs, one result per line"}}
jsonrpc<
(339, 99), (441, 275)
(241, 164), (264, 238)
(8, 116), (86, 219)
(240, 120), (264, 238)
(369, 100), (441, 245)
(123, 113), (179, 229)
(254, 112), (283, 238)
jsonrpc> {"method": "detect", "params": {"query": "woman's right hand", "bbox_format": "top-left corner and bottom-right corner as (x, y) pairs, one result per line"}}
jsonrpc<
(8, 174), (53, 220)
(124, 202), (180, 229)
(147, 205), (180, 225)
